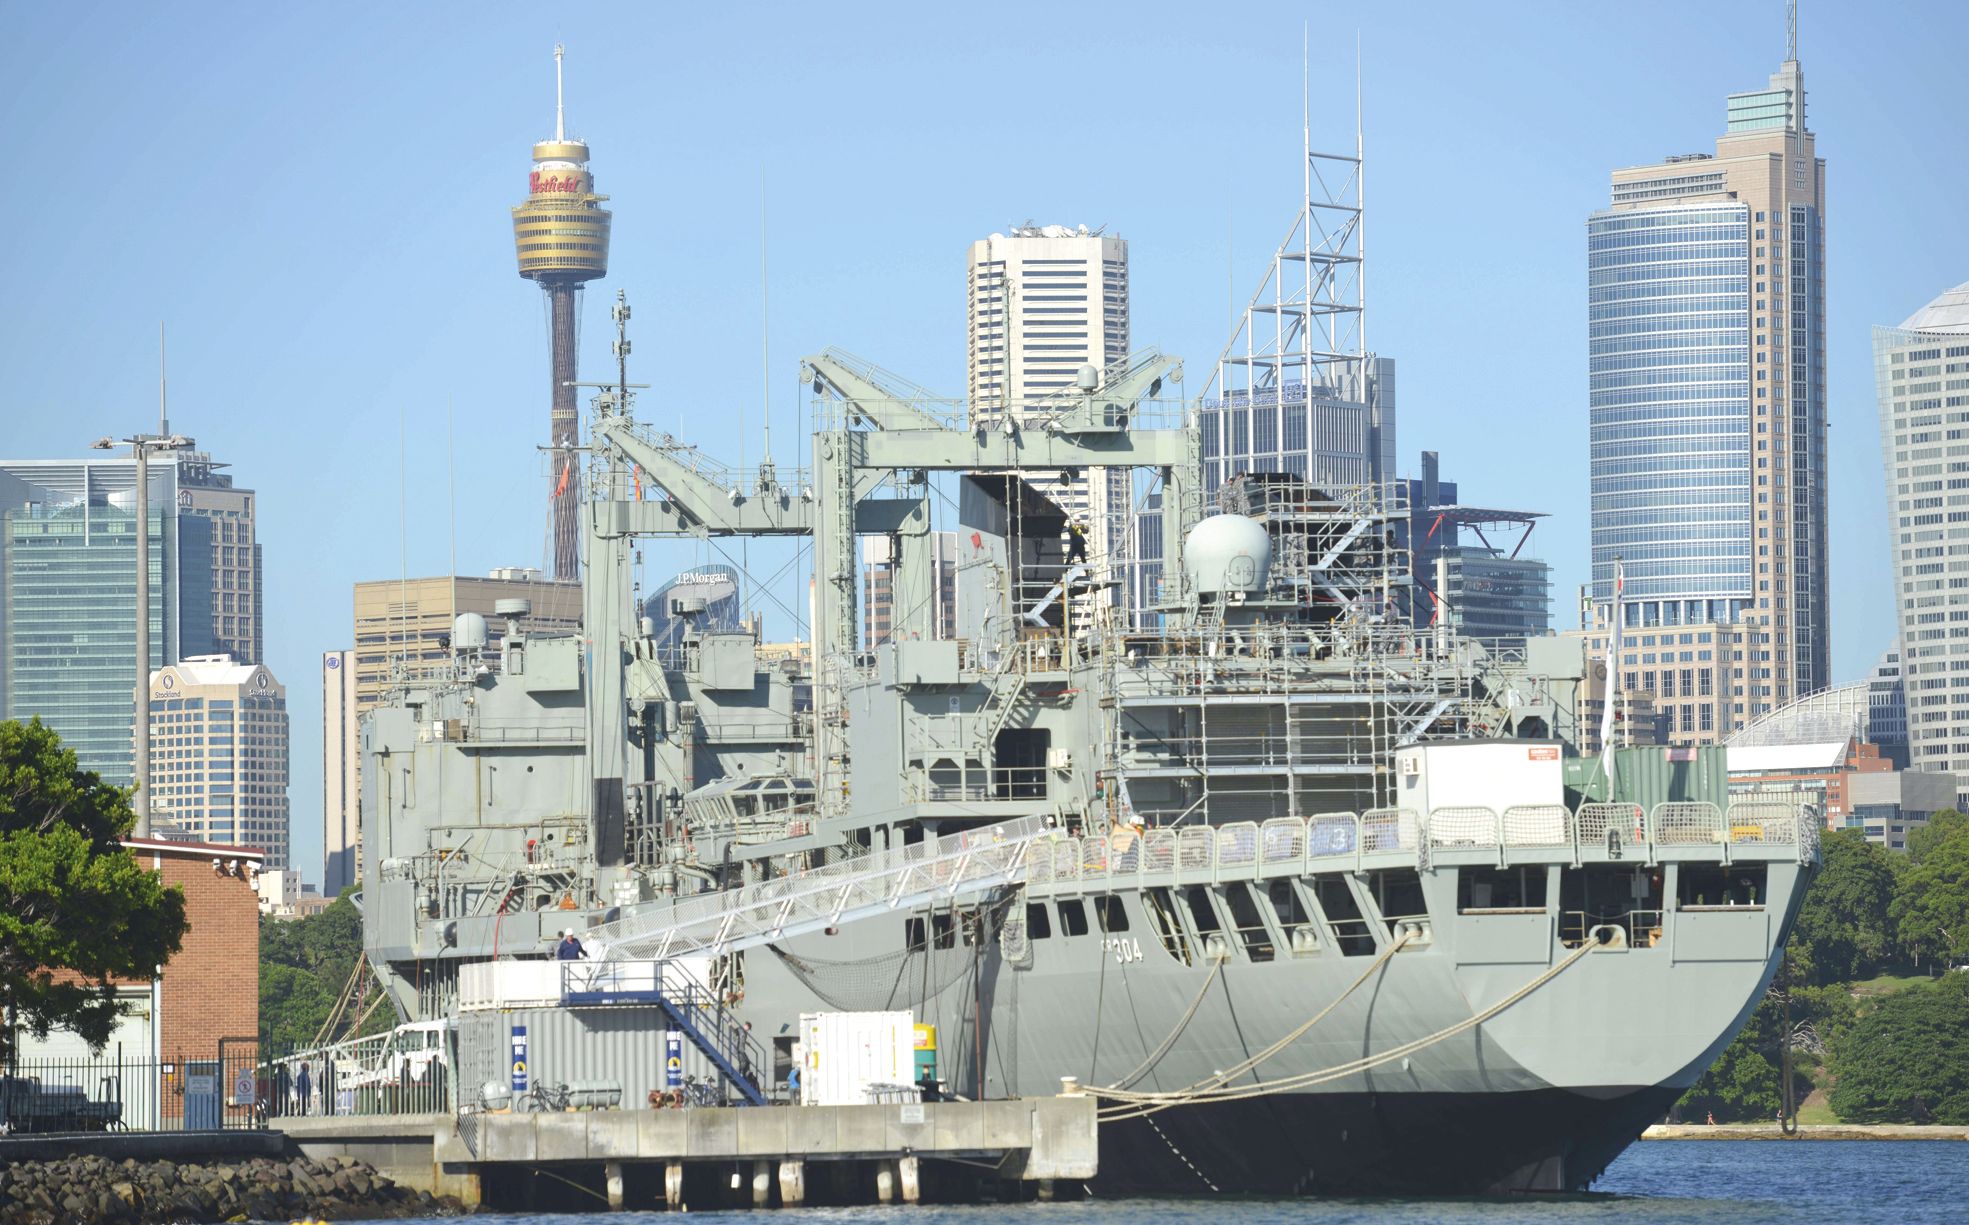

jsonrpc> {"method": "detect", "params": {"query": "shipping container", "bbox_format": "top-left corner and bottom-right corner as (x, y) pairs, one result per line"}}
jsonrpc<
(1565, 745), (1730, 810)
(798, 1011), (914, 1106)
(1393, 741), (1566, 817)
(457, 1004), (732, 1112)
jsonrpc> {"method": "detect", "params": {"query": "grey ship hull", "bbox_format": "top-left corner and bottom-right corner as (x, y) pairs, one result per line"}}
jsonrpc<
(735, 858), (1805, 1194)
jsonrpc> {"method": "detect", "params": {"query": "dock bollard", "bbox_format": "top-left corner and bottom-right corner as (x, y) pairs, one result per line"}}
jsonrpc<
(1059, 1076), (1084, 1096)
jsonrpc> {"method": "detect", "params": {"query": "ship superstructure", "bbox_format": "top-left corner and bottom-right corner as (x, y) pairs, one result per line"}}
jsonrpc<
(358, 295), (1818, 1194)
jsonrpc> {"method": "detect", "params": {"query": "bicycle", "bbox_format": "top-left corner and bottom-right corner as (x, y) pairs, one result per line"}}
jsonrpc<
(680, 1075), (721, 1107)
(521, 1082), (574, 1113)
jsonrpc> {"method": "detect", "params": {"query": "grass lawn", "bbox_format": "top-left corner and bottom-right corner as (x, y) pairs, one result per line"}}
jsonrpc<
(1848, 971), (1934, 999)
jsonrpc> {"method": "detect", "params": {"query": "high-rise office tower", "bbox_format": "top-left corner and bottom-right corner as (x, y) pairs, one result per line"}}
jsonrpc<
(175, 446), (262, 665)
(1874, 282), (1969, 784)
(967, 224), (1131, 585)
(0, 458), (216, 782)
(322, 649), (358, 895)
(351, 570), (582, 712)
(512, 46), (611, 582)
(148, 654), (290, 868)
(1587, 43), (1827, 743)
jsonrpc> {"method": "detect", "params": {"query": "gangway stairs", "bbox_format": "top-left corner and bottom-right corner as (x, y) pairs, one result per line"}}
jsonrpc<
(562, 960), (773, 1106)
(588, 815), (1054, 964)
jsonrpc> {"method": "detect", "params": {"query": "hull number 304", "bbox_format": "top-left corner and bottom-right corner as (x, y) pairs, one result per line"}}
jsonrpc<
(1104, 936), (1143, 965)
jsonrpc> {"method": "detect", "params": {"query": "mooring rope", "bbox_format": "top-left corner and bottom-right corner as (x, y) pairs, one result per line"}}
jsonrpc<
(1108, 955), (1225, 1092)
(1095, 935), (1601, 1122)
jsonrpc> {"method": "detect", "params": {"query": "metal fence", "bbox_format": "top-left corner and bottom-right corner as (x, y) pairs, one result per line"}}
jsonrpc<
(263, 1030), (452, 1119)
(2, 1039), (264, 1133)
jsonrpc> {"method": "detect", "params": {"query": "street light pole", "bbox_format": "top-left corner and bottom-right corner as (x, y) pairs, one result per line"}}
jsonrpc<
(133, 439), (151, 838)
(94, 431), (190, 839)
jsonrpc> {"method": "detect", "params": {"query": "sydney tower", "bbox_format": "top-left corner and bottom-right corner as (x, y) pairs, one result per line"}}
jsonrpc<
(511, 45), (611, 581)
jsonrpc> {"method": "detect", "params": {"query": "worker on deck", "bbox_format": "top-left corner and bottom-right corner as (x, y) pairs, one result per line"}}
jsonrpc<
(1065, 519), (1088, 565)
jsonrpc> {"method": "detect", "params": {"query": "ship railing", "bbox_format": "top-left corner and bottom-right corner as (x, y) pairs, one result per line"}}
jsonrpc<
(1651, 802), (1726, 846)
(1577, 802), (1647, 852)
(588, 814), (1055, 960)
(1022, 798), (1818, 895)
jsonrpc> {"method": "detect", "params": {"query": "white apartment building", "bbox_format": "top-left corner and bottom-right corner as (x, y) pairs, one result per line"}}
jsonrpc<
(967, 225), (1132, 597)
(148, 654), (290, 868)
(1874, 282), (1969, 785)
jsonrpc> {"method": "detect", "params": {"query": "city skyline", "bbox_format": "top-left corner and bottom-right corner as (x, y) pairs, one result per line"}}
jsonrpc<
(2, 2), (1964, 883)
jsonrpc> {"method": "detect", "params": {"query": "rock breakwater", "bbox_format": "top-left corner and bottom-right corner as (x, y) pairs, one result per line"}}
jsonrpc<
(0, 1153), (466, 1224)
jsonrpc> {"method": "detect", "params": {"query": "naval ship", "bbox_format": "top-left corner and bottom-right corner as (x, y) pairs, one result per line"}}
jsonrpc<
(356, 297), (1819, 1194)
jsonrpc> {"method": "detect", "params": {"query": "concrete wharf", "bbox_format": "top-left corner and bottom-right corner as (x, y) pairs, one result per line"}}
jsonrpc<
(281, 1095), (1098, 1211)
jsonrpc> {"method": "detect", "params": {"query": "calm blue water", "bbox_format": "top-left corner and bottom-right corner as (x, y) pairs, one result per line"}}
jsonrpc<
(350, 1141), (1969, 1223)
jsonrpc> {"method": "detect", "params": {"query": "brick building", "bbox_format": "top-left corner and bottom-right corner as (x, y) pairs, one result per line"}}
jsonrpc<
(15, 837), (262, 1126)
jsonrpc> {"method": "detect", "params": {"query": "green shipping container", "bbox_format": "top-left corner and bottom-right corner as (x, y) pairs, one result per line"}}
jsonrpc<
(1565, 745), (1730, 810)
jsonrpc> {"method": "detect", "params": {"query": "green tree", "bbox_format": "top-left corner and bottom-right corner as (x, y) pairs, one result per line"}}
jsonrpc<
(1902, 808), (1968, 867)
(259, 892), (393, 1049)
(0, 719), (189, 1065)
(1678, 996), (1783, 1122)
(1828, 971), (1969, 1123)
(1790, 828), (1898, 985)
(1891, 812), (1969, 967)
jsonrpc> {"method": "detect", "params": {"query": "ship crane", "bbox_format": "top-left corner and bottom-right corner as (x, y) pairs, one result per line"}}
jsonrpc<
(576, 307), (1202, 865)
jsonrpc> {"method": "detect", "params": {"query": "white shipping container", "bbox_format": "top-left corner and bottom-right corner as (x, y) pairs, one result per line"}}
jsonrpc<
(798, 1011), (914, 1106)
(1394, 741), (1565, 821)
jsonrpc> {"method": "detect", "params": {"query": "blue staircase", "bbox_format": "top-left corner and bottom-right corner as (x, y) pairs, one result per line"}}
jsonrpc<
(561, 961), (769, 1106)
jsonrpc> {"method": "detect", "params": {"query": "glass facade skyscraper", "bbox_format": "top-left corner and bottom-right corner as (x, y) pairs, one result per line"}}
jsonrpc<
(1588, 204), (1752, 617)
(1586, 54), (1828, 743)
(0, 458), (214, 783)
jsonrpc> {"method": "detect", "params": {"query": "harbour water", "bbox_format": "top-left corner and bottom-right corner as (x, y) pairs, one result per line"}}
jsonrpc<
(337, 1139), (1966, 1223)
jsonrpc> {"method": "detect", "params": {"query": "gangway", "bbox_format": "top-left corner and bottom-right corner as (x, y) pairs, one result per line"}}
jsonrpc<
(562, 961), (772, 1106)
(586, 815), (1054, 964)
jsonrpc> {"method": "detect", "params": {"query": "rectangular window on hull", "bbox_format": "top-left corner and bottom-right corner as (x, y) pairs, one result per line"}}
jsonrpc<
(1459, 866), (1548, 912)
(1026, 902), (1053, 940)
(1094, 896), (1129, 933)
(1677, 863), (1767, 909)
(1559, 865), (1666, 948)
(1058, 899), (1090, 937)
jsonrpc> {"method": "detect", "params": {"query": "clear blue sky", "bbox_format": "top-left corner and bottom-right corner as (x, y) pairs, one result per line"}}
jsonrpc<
(3, 2), (1964, 886)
